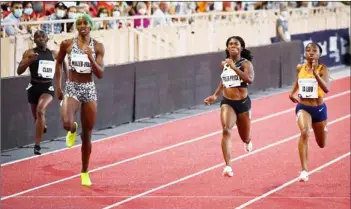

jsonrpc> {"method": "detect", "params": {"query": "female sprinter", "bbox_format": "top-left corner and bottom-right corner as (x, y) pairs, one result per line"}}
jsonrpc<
(204, 36), (254, 177)
(289, 43), (330, 182)
(17, 30), (63, 155)
(55, 14), (105, 186)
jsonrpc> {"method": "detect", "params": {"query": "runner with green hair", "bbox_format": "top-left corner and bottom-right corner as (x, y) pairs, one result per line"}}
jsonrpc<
(75, 13), (96, 30)
(55, 12), (105, 187)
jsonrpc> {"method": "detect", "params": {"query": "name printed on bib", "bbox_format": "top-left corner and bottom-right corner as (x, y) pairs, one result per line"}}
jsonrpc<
(71, 54), (92, 73)
(38, 60), (55, 79)
(221, 64), (241, 88)
(298, 78), (318, 98)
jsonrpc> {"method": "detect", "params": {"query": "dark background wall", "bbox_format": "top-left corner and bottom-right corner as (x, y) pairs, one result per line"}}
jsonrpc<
(1, 64), (135, 151)
(271, 28), (350, 67)
(1, 41), (303, 151)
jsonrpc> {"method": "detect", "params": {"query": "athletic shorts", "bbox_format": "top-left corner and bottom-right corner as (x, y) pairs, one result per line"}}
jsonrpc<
(220, 96), (251, 115)
(64, 80), (97, 103)
(26, 81), (54, 104)
(295, 103), (327, 123)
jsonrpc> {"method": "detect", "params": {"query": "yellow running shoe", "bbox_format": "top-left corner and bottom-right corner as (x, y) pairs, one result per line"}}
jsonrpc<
(81, 172), (92, 186)
(66, 122), (78, 148)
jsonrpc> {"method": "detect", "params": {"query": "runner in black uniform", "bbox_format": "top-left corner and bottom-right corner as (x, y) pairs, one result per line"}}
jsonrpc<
(17, 30), (65, 155)
(204, 36), (255, 177)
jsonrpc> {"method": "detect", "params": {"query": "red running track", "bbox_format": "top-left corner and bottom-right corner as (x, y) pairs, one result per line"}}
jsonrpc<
(242, 156), (350, 209)
(1, 77), (350, 209)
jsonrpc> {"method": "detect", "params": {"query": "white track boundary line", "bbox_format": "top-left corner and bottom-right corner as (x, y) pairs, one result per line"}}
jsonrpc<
(235, 152), (351, 209)
(1, 93), (350, 201)
(2, 75), (349, 166)
(14, 195), (351, 199)
(101, 114), (350, 209)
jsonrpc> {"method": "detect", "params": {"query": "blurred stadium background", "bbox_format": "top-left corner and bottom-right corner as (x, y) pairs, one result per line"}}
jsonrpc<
(1, 1), (350, 77)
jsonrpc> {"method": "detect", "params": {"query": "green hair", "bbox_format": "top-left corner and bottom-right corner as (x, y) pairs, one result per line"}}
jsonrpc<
(75, 13), (96, 31)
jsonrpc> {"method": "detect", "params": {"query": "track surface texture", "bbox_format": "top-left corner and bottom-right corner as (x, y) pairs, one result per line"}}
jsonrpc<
(1, 69), (350, 209)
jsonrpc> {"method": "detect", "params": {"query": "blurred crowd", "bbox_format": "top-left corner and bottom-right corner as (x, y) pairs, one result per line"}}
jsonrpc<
(1, 1), (346, 36)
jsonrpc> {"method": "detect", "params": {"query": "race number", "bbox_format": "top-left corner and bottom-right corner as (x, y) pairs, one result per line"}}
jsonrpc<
(221, 64), (241, 88)
(70, 54), (92, 74)
(38, 60), (55, 79)
(298, 78), (318, 98)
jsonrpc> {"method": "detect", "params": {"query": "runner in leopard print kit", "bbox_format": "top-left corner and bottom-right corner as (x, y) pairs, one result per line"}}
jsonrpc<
(55, 14), (105, 186)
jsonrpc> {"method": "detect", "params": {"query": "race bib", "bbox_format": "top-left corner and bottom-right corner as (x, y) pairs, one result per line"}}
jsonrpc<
(70, 54), (92, 74)
(221, 65), (241, 88)
(38, 60), (55, 79)
(298, 78), (318, 99)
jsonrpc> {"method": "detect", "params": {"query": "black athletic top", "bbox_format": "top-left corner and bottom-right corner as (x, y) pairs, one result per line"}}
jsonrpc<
(29, 47), (55, 81)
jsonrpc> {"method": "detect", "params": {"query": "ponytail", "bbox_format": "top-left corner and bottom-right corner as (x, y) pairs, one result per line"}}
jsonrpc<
(241, 48), (253, 61)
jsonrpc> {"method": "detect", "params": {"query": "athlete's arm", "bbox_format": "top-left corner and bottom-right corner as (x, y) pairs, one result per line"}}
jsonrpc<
(313, 64), (330, 94)
(87, 41), (104, 79)
(213, 61), (226, 97)
(52, 50), (68, 81)
(204, 80), (222, 105)
(229, 60), (254, 84)
(288, 64), (302, 103)
(289, 64), (302, 95)
(213, 80), (223, 97)
(204, 63), (224, 104)
(17, 49), (37, 75)
(55, 40), (69, 98)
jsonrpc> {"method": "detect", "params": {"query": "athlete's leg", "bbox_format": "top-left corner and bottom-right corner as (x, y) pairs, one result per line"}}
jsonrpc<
(297, 110), (312, 171)
(312, 120), (327, 148)
(236, 111), (252, 152)
(35, 94), (53, 143)
(33, 94), (53, 154)
(80, 101), (96, 173)
(312, 104), (328, 148)
(28, 85), (38, 124)
(30, 104), (47, 133)
(220, 104), (237, 176)
(296, 109), (312, 181)
(30, 104), (37, 121)
(61, 97), (79, 132)
(61, 97), (80, 147)
(80, 101), (97, 186)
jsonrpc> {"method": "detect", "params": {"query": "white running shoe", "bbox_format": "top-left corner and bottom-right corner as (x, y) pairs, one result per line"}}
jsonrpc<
(297, 170), (309, 182)
(222, 166), (234, 177)
(244, 141), (253, 152)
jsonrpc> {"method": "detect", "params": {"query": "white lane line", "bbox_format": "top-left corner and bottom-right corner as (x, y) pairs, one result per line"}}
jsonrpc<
(101, 115), (350, 209)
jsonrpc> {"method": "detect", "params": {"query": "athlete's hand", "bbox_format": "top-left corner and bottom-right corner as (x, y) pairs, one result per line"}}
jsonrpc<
(220, 61), (226, 69)
(225, 59), (234, 68)
(56, 87), (63, 101)
(83, 46), (93, 60)
(204, 95), (217, 105)
(289, 93), (299, 103)
(29, 53), (39, 62)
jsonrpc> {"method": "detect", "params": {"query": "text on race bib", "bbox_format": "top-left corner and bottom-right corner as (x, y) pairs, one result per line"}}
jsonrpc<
(38, 60), (55, 79)
(221, 65), (242, 88)
(298, 78), (318, 99)
(71, 54), (92, 74)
